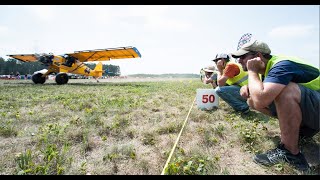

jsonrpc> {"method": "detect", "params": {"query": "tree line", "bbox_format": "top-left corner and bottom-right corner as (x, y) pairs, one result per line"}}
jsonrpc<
(0, 57), (121, 76)
(128, 73), (199, 78)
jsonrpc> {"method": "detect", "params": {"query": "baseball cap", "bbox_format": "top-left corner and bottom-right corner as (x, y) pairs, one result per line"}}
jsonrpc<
(203, 65), (216, 73)
(212, 53), (230, 62)
(231, 40), (271, 58)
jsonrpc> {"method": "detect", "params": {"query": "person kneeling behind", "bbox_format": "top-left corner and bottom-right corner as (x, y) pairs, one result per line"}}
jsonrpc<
(213, 53), (250, 114)
(202, 65), (218, 88)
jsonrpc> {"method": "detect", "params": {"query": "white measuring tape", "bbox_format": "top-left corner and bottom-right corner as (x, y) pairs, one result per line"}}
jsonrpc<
(161, 96), (196, 175)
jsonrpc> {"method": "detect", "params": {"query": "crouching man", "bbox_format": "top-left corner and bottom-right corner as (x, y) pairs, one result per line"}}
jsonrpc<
(231, 39), (319, 171)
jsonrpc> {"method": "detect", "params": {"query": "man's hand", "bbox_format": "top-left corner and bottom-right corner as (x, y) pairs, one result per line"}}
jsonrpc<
(203, 76), (213, 84)
(240, 85), (250, 99)
(216, 60), (225, 72)
(247, 57), (264, 73)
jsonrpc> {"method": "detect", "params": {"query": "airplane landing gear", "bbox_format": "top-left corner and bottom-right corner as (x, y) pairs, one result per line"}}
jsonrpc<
(32, 73), (46, 84)
(93, 77), (99, 83)
(55, 73), (69, 85)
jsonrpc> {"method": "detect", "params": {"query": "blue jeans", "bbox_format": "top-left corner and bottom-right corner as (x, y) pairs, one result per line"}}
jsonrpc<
(215, 85), (249, 112)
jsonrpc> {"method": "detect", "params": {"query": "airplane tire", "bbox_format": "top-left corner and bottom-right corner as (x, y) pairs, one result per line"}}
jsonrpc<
(55, 73), (69, 85)
(32, 73), (46, 84)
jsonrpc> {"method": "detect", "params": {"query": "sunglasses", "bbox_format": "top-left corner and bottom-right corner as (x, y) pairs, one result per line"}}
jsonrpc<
(236, 52), (258, 63)
(239, 52), (257, 60)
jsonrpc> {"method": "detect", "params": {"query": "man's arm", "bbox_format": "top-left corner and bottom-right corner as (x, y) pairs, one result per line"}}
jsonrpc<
(247, 58), (286, 109)
(216, 60), (229, 86)
(246, 96), (274, 116)
(217, 74), (229, 86)
(204, 76), (213, 84)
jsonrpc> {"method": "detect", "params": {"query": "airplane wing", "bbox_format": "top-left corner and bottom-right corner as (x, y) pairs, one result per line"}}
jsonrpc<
(6, 54), (38, 62)
(66, 46), (141, 62)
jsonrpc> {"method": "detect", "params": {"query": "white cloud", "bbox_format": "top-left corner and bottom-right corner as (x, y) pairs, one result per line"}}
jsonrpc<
(126, 5), (170, 17)
(141, 6), (192, 32)
(89, 6), (192, 32)
(24, 5), (55, 21)
(268, 24), (315, 38)
(144, 17), (192, 32)
(0, 25), (9, 35)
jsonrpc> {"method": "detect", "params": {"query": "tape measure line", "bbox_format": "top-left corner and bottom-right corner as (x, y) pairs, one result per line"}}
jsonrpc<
(161, 96), (196, 175)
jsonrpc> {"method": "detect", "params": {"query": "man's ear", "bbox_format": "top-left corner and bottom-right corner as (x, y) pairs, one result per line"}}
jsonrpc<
(257, 52), (264, 60)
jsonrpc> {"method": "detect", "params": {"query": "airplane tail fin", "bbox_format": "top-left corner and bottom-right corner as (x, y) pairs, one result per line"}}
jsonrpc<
(93, 62), (103, 77)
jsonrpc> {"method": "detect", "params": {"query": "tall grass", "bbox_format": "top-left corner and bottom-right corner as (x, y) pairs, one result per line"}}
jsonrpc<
(0, 78), (318, 175)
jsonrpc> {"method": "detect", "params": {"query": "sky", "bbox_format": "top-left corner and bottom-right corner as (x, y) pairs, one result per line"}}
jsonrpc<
(0, 5), (319, 75)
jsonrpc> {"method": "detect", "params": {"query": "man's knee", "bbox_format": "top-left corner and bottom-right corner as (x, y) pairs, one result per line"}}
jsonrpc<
(215, 86), (222, 95)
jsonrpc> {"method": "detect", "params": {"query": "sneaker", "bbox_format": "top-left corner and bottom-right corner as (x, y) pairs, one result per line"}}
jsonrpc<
(253, 144), (310, 171)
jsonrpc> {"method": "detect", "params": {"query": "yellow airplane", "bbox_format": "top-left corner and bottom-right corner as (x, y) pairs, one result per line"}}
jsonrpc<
(7, 46), (141, 85)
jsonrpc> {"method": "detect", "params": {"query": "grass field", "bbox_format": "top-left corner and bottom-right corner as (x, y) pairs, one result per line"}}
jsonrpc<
(0, 78), (319, 175)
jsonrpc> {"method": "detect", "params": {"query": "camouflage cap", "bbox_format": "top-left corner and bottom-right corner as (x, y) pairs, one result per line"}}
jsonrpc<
(231, 40), (271, 58)
(203, 65), (216, 73)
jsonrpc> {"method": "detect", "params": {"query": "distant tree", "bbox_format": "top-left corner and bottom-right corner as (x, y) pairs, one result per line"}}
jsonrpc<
(0, 57), (5, 74)
(104, 64), (120, 76)
(1, 58), (47, 75)
(5, 58), (17, 75)
(25, 61), (47, 74)
(82, 63), (120, 76)
(85, 63), (95, 70)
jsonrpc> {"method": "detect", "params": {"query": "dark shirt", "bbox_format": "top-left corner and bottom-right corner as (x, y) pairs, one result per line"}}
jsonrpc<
(264, 60), (319, 85)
